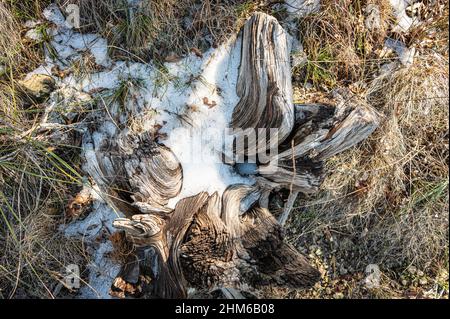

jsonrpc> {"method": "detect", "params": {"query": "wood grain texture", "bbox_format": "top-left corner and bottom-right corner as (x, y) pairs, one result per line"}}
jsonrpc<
(89, 131), (183, 216)
(86, 12), (381, 299)
(113, 185), (320, 298)
(257, 88), (380, 193)
(232, 12), (294, 158)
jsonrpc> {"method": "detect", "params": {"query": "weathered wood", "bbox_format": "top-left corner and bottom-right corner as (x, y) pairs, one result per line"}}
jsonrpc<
(256, 88), (379, 224)
(89, 131), (183, 216)
(286, 89), (381, 161)
(257, 88), (380, 195)
(113, 185), (320, 298)
(80, 12), (380, 299)
(229, 13), (379, 223)
(278, 190), (299, 226)
(232, 12), (294, 159)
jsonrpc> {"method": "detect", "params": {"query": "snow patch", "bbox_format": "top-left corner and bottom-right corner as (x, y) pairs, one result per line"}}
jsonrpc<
(62, 188), (122, 299)
(43, 4), (68, 28)
(79, 241), (121, 299)
(384, 38), (416, 67)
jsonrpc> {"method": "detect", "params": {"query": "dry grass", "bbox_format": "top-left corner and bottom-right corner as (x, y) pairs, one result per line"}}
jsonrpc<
(294, 0), (394, 88)
(0, 0), (448, 299)
(61, 0), (262, 60)
(286, 0), (449, 298)
(0, 1), (52, 76)
(0, 132), (89, 298)
(0, 0), (90, 298)
(0, 0), (269, 299)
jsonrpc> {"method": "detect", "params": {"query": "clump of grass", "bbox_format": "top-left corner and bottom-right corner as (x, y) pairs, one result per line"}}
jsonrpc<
(0, 1), (52, 76)
(295, 0), (392, 89)
(289, 21), (448, 284)
(301, 46), (337, 88)
(0, 1), (91, 298)
(106, 76), (145, 112)
(0, 135), (89, 297)
(151, 61), (184, 97)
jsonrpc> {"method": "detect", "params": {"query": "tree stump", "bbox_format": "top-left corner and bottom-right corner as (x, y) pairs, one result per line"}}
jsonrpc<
(82, 12), (379, 298)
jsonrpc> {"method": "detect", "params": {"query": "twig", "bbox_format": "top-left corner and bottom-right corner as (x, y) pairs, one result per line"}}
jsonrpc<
(278, 139), (299, 226)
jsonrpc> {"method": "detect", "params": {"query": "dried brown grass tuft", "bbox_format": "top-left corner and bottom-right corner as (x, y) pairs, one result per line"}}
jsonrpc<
(288, 1), (449, 282)
(295, 0), (393, 88)
(0, 0), (91, 299)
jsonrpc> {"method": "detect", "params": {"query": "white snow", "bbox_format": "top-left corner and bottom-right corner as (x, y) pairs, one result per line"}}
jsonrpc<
(384, 38), (416, 67)
(36, 4), (254, 298)
(79, 241), (121, 299)
(25, 28), (43, 41)
(63, 184), (122, 299)
(43, 4), (68, 28)
(365, 4), (382, 30)
(66, 36), (255, 208)
(50, 30), (111, 67)
(25, 63), (55, 79)
(158, 36), (255, 207)
(389, 0), (418, 32)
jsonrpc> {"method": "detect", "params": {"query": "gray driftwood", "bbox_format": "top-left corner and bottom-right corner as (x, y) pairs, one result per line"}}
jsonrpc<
(90, 131), (183, 215)
(257, 88), (380, 194)
(232, 12), (294, 159)
(80, 12), (379, 299)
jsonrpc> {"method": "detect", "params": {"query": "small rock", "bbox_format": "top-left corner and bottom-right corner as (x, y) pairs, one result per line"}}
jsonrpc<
(419, 278), (428, 285)
(18, 74), (56, 104)
(25, 29), (43, 42)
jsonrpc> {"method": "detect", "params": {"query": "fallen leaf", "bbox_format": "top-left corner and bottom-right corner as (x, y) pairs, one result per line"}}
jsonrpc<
(190, 47), (203, 58)
(202, 97), (217, 108)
